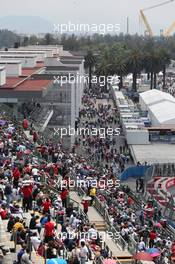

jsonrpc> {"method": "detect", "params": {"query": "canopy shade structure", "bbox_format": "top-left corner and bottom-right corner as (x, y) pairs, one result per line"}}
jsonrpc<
(149, 101), (175, 126)
(139, 89), (175, 111)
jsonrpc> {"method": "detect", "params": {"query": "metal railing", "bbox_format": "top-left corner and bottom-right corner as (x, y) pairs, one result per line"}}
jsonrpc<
(122, 186), (175, 240)
(43, 176), (139, 256)
(76, 185), (128, 252)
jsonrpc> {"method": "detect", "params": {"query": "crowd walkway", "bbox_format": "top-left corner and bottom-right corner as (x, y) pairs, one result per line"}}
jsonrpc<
(69, 191), (132, 261)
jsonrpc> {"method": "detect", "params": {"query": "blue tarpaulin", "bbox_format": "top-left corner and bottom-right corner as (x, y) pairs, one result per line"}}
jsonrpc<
(119, 166), (150, 181)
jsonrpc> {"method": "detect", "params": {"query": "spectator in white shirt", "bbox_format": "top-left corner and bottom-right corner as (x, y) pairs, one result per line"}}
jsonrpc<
(30, 232), (41, 251)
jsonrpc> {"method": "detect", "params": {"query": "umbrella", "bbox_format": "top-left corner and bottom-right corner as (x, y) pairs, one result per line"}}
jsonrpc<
(151, 252), (160, 257)
(103, 259), (116, 264)
(47, 258), (67, 264)
(155, 222), (162, 228)
(142, 260), (153, 264)
(147, 248), (160, 255)
(133, 252), (153, 261)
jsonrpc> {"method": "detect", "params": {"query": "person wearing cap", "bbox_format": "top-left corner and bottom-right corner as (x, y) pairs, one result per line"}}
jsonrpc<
(166, 237), (172, 249)
(89, 186), (96, 205)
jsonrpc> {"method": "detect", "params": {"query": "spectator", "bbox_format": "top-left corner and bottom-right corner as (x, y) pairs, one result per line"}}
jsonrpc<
(44, 216), (55, 243)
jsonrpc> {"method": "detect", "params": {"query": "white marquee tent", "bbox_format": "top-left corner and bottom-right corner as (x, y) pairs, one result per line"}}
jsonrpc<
(139, 89), (175, 111)
(140, 89), (175, 126)
(149, 101), (175, 126)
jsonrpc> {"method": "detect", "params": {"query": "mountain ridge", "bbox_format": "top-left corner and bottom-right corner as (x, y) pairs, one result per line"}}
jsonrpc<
(0, 16), (53, 34)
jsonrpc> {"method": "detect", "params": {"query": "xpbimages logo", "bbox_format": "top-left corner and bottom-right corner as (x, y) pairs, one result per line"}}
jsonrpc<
(57, 178), (120, 190)
(53, 126), (120, 139)
(56, 230), (121, 242)
(53, 22), (120, 35)
(53, 73), (118, 87)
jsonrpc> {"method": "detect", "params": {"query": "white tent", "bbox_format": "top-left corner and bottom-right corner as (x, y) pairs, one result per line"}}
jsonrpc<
(139, 89), (175, 110)
(149, 101), (175, 126)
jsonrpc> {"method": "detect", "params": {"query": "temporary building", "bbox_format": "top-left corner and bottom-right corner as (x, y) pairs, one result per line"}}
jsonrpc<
(148, 101), (175, 126)
(139, 89), (175, 110)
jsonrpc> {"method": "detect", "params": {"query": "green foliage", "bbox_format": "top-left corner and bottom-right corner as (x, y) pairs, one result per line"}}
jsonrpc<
(0, 29), (172, 92)
(0, 29), (18, 48)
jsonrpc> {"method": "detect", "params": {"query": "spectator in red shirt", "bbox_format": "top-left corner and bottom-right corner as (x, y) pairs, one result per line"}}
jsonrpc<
(171, 241), (175, 261)
(44, 216), (55, 243)
(127, 196), (134, 206)
(33, 131), (38, 143)
(25, 165), (31, 174)
(81, 200), (89, 214)
(60, 188), (69, 208)
(22, 119), (28, 130)
(42, 198), (51, 214)
(13, 167), (21, 188)
(53, 165), (58, 176)
(0, 206), (7, 219)
(21, 184), (33, 212)
(149, 229), (157, 248)
(172, 241), (175, 254)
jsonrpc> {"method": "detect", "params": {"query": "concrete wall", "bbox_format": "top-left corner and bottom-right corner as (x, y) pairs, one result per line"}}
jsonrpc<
(0, 56), (37, 68)
(0, 62), (22, 76)
(126, 129), (150, 145)
(71, 82), (76, 146)
(0, 51), (46, 62)
(0, 68), (6, 86)
(44, 57), (62, 67)
(19, 46), (59, 57)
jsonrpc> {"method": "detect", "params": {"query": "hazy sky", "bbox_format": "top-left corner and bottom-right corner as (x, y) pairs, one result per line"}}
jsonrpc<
(0, 0), (175, 35)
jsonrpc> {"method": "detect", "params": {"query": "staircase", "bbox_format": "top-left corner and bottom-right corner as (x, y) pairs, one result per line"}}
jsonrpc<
(91, 221), (107, 231)
(116, 255), (134, 263)
(0, 218), (14, 263)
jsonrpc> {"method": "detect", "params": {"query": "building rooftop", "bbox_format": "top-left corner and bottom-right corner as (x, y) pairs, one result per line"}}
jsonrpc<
(22, 65), (44, 76)
(1, 62), (45, 88)
(131, 144), (175, 164)
(1, 50), (46, 54)
(15, 79), (51, 91)
(0, 60), (22, 64)
(0, 55), (37, 58)
(1, 77), (26, 88)
(45, 66), (79, 71)
(60, 60), (82, 64)
(140, 89), (175, 106)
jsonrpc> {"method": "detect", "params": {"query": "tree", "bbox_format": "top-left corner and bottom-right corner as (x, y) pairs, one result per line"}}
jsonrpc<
(84, 50), (96, 90)
(95, 46), (112, 92)
(23, 36), (29, 46)
(144, 45), (170, 90)
(126, 49), (143, 92)
(45, 33), (54, 45)
(110, 44), (130, 90)
(158, 48), (171, 90)
(0, 29), (18, 48)
(29, 35), (39, 45)
(144, 49), (156, 90)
